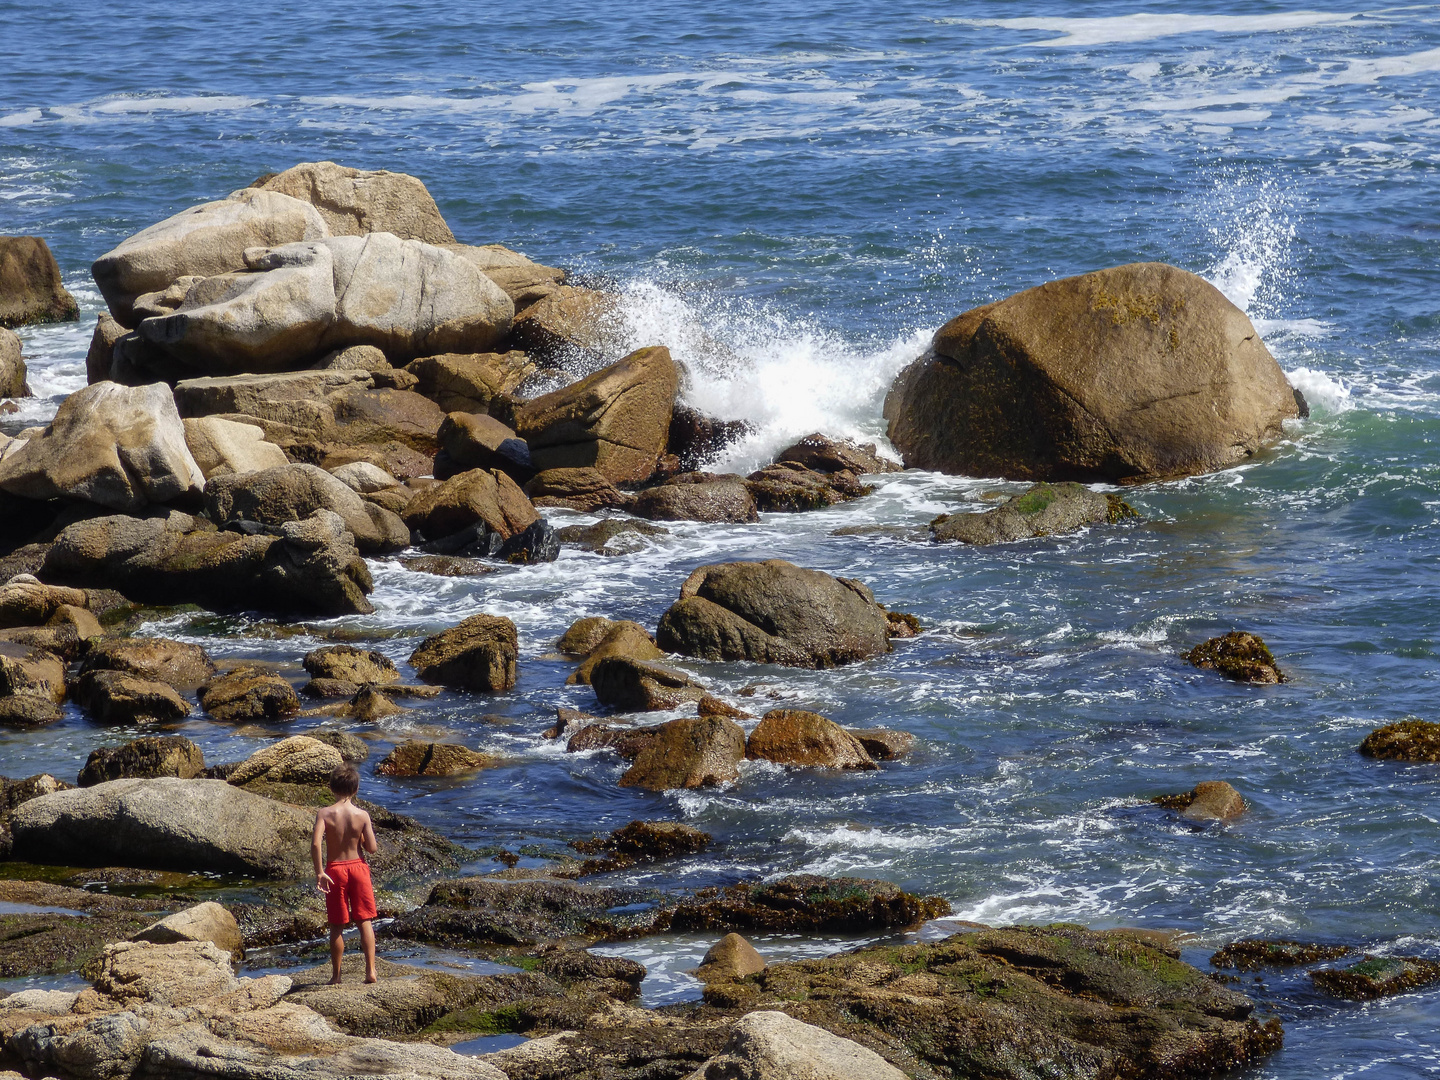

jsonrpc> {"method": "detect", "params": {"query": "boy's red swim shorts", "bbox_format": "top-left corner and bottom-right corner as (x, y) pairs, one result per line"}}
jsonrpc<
(324, 859), (377, 926)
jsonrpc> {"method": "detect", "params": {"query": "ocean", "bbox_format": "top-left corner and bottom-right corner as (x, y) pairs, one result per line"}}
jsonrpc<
(3, 2), (1440, 1074)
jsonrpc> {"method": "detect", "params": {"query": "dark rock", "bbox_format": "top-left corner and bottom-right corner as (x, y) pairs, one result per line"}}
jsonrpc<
(745, 461), (868, 513)
(566, 722), (663, 760)
(1211, 939), (1351, 970)
(525, 467), (634, 512)
(376, 740), (499, 777)
(883, 609), (921, 639)
(655, 559), (892, 668)
(631, 472), (758, 524)
(775, 433), (900, 475)
(1153, 780), (1246, 823)
(437, 411), (533, 481)
(667, 405), (752, 472)
(399, 555), (497, 577)
(848, 728), (915, 761)
(409, 613), (518, 692)
(570, 820), (712, 875)
(73, 669), (191, 725)
(1184, 632), (1285, 684)
(591, 656), (708, 712)
(544, 706), (596, 740)
(0, 911), (154, 978)
(883, 261), (1301, 483)
(1359, 718), (1440, 762)
(79, 637), (217, 692)
(931, 482), (1137, 544)
(1312, 955), (1440, 1000)
(0, 236), (79, 328)
(746, 710), (877, 770)
(673, 875), (949, 934)
(77, 736), (206, 787)
(618, 714), (745, 791)
(199, 666), (301, 723)
(697, 695), (753, 720)
(0, 694), (62, 727)
(555, 517), (667, 555)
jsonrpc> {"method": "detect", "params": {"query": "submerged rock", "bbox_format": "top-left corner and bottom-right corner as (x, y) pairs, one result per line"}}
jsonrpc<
(617, 714), (745, 791)
(1359, 718), (1440, 762)
(409, 614), (518, 692)
(746, 710), (878, 770)
(667, 405), (752, 472)
(775, 432), (900, 476)
(1311, 955), (1440, 1000)
(0, 327), (30, 398)
(848, 728), (915, 761)
(672, 875), (949, 935)
(1211, 939), (1351, 970)
(77, 736), (206, 787)
(0, 235), (79, 328)
(1184, 631), (1286, 684)
(884, 261), (1301, 483)
(1154, 780), (1247, 823)
(556, 517), (667, 555)
(570, 820), (712, 875)
(656, 560), (892, 668)
(931, 482), (1137, 544)
(376, 740), (499, 777)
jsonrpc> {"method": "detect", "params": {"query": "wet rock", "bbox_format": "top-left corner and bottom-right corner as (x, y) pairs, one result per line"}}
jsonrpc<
(303, 644), (399, 686)
(409, 613), (518, 692)
(73, 668), (191, 725)
(745, 461), (869, 513)
(691, 1009), (905, 1080)
(931, 482), (1137, 544)
(631, 472), (759, 523)
(206, 462), (409, 555)
(1359, 718), (1440, 762)
(0, 693), (61, 728)
(667, 405), (752, 472)
(746, 710), (878, 770)
(545, 706), (597, 740)
(883, 609), (921, 639)
(558, 616), (619, 655)
(376, 740), (499, 777)
(847, 728), (915, 761)
(0, 328), (30, 398)
(1154, 780), (1247, 823)
(254, 160), (456, 245)
(42, 509), (376, 617)
(556, 517), (667, 555)
(570, 820), (712, 875)
(656, 560), (892, 668)
(349, 685), (405, 722)
(77, 735), (205, 787)
(1184, 631), (1285, 684)
(408, 349), (536, 413)
(0, 381), (204, 512)
(568, 621), (664, 685)
(0, 641), (65, 704)
(592, 656), (708, 712)
(182, 416), (290, 479)
(399, 554), (498, 577)
(229, 735), (345, 786)
(693, 933), (768, 983)
(305, 729), (370, 762)
(618, 714), (745, 791)
(200, 666), (301, 723)
(0, 235), (79, 328)
(566, 722), (664, 760)
(132, 901), (243, 956)
(0, 576), (89, 629)
(1212, 939), (1351, 970)
(674, 875), (949, 934)
(1312, 955), (1440, 1000)
(884, 262), (1301, 483)
(79, 636), (217, 692)
(526, 467), (634, 512)
(437, 411), (533, 481)
(697, 695), (752, 721)
(10, 777), (317, 876)
(775, 433), (900, 476)
(402, 466), (540, 543)
(514, 346), (680, 484)
(507, 284), (623, 367)
(0, 910), (155, 980)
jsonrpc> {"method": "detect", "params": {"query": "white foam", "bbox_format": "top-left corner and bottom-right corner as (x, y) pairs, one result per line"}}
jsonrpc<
(939, 12), (1357, 48)
(89, 95), (262, 115)
(0, 109), (41, 128)
(1200, 170), (1296, 317)
(1286, 366), (1353, 415)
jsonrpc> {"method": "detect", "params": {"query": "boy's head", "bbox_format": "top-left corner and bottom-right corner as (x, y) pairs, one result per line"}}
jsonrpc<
(329, 763), (360, 799)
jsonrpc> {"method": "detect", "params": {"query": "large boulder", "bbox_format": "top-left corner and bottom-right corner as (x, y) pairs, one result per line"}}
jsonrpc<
(200, 666), (302, 723)
(79, 637), (218, 692)
(228, 736), (344, 786)
(401, 466), (539, 542)
(631, 472), (759, 523)
(617, 715), (746, 791)
(73, 669), (191, 725)
(205, 462), (408, 554)
(513, 345), (679, 483)
(0, 576), (90, 630)
(884, 262), (1301, 483)
(0, 382), (204, 512)
(409, 613), (518, 692)
(182, 416), (289, 479)
(375, 740), (498, 777)
(9, 777), (317, 876)
(92, 188), (328, 327)
(0, 236), (79, 328)
(525, 467), (633, 512)
(0, 328), (30, 397)
(408, 350), (535, 413)
(303, 645), (399, 686)
(930, 482), (1136, 544)
(446, 243), (565, 310)
(133, 234), (513, 374)
(656, 560), (893, 668)
(253, 161), (456, 245)
(689, 1010), (906, 1080)
(591, 656), (708, 712)
(746, 709), (878, 770)
(131, 901), (243, 956)
(77, 736), (205, 787)
(41, 509), (375, 616)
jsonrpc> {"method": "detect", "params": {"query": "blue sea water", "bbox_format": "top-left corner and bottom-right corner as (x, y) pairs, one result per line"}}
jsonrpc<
(4, 2), (1440, 1075)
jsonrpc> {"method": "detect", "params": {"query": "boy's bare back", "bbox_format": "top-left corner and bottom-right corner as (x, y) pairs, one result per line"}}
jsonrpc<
(316, 800), (376, 863)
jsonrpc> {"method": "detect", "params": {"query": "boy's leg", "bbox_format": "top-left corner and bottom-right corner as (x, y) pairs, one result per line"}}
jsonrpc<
(329, 925), (346, 984)
(359, 919), (377, 983)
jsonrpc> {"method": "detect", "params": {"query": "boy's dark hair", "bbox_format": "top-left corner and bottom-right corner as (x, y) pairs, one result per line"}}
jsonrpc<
(329, 763), (360, 797)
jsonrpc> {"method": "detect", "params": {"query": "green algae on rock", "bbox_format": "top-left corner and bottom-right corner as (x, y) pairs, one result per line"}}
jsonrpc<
(1212, 939), (1351, 970)
(930, 482), (1138, 545)
(1183, 631), (1286, 684)
(1311, 955), (1440, 1000)
(1359, 718), (1440, 762)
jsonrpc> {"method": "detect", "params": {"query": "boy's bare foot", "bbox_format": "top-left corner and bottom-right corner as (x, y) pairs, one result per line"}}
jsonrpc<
(364, 975), (378, 984)
(328, 976), (343, 985)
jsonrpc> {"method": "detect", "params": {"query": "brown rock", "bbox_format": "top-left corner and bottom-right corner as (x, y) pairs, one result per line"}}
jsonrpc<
(86, 312), (128, 384)
(618, 715), (746, 791)
(437, 411), (532, 480)
(401, 467), (539, 542)
(408, 350), (536, 413)
(1184, 631), (1285, 684)
(745, 460), (867, 513)
(255, 161), (456, 244)
(0, 575), (89, 629)
(544, 706), (596, 740)
(558, 616), (618, 655)
(848, 728), (915, 760)
(1360, 718), (1440, 762)
(591, 655), (707, 711)
(398, 555), (497, 578)
(303, 644), (399, 686)
(884, 262), (1300, 483)
(73, 669), (191, 725)
(1155, 780), (1247, 823)
(199, 666), (301, 723)
(776, 432), (900, 475)
(0, 642), (65, 703)
(513, 346), (680, 483)
(79, 637), (218, 692)
(409, 613), (518, 692)
(525, 467), (633, 512)
(228, 735), (344, 786)
(349, 685), (405, 722)
(631, 472), (759, 523)
(568, 621), (664, 685)
(507, 284), (622, 366)
(746, 709), (877, 770)
(325, 386), (447, 453)
(0, 694), (61, 728)
(566, 722), (662, 759)
(0, 236), (79, 327)
(0, 328), (30, 397)
(694, 933), (767, 982)
(376, 740), (498, 777)
(77, 736), (205, 787)
(446, 243), (566, 311)
(131, 901), (243, 957)
(698, 695), (753, 720)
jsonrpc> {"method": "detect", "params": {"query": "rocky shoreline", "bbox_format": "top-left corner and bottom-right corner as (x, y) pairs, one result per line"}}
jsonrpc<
(0, 160), (1434, 1078)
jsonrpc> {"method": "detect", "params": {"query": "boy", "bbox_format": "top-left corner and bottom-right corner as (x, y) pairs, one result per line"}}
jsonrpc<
(312, 763), (379, 984)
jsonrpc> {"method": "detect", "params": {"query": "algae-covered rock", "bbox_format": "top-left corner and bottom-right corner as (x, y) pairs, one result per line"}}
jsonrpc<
(570, 820), (711, 875)
(1184, 631), (1285, 684)
(745, 709), (877, 770)
(1212, 939), (1350, 970)
(200, 666), (301, 723)
(693, 933), (767, 983)
(1311, 954), (1440, 1000)
(73, 668), (191, 725)
(931, 482), (1137, 544)
(1153, 780), (1246, 823)
(671, 875), (948, 934)
(409, 613), (518, 692)
(376, 740), (499, 777)
(745, 461), (869, 513)
(1359, 718), (1440, 762)
(617, 715), (745, 791)
(78, 736), (206, 786)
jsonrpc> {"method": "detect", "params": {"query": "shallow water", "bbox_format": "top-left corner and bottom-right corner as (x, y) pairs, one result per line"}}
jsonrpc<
(3, 2), (1440, 1074)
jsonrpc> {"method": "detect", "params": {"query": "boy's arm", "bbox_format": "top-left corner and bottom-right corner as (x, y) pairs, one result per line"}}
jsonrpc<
(312, 813), (333, 891)
(361, 812), (378, 855)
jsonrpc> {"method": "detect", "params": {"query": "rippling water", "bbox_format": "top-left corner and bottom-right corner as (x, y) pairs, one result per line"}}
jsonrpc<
(4, 2), (1440, 1074)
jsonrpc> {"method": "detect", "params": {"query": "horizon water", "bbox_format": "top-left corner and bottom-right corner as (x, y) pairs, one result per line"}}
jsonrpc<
(3, 2), (1440, 1075)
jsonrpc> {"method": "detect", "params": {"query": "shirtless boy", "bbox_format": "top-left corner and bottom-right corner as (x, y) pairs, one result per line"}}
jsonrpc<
(312, 763), (379, 985)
